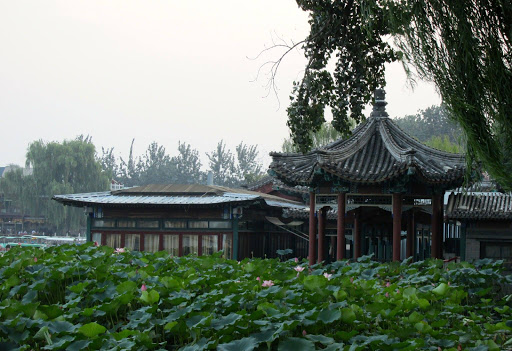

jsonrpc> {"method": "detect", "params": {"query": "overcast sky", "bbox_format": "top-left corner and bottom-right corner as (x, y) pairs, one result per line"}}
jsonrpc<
(0, 1), (440, 169)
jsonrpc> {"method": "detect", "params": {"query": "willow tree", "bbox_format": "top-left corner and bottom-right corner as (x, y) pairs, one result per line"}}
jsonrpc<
(284, 0), (512, 189)
(26, 136), (109, 233)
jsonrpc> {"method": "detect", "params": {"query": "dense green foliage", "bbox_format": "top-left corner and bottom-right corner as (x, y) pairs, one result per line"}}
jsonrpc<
(0, 137), (109, 233)
(393, 106), (462, 145)
(282, 122), (345, 152)
(287, 0), (512, 189)
(1, 244), (511, 350)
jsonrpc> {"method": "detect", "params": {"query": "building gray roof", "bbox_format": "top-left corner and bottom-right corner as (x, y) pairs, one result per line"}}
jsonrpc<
(52, 184), (306, 210)
(446, 192), (512, 220)
(269, 91), (466, 187)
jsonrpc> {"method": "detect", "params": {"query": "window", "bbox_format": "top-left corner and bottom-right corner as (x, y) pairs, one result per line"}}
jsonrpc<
(138, 220), (159, 228)
(482, 242), (512, 269)
(118, 220), (136, 228)
(144, 234), (160, 252)
(125, 234), (140, 251)
(182, 235), (199, 255)
(209, 221), (231, 229)
(93, 219), (115, 228)
(106, 234), (121, 249)
(202, 235), (218, 255)
(189, 221), (208, 229)
(92, 232), (102, 245)
(164, 221), (187, 229)
(163, 235), (179, 256)
(222, 234), (232, 259)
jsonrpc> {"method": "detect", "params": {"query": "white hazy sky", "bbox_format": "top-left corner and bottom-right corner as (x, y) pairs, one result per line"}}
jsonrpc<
(0, 1), (440, 168)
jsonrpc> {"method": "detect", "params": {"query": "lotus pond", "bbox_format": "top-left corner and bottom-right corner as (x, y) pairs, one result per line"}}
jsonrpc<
(0, 243), (511, 350)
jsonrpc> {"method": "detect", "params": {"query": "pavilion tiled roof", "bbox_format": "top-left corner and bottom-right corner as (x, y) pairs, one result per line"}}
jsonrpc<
(269, 90), (466, 187)
(446, 192), (512, 220)
(52, 184), (305, 210)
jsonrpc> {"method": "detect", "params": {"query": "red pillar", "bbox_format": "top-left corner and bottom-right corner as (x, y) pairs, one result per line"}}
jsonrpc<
(308, 191), (316, 266)
(431, 193), (443, 259)
(392, 193), (402, 261)
(337, 193), (346, 260)
(353, 209), (361, 259)
(406, 211), (415, 259)
(318, 207), (325, 263)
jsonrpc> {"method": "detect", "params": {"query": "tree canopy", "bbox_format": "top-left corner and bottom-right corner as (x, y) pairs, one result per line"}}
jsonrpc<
(0, 136), (110, 233)
(282, 122), (345, 152)
(286, 0), (512, 189)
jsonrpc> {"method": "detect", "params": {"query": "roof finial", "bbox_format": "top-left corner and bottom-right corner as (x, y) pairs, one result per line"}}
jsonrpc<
(370, 88), (389, 118)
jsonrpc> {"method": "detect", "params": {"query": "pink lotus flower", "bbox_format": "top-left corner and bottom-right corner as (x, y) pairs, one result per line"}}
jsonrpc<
(261, 280), (274, 287)
(294, 266), (305, 272)
(33, 257), (37, 263)
(115, 248), (125, 253)
(323, 273), (332, 280)
(94, 241), (99, 247)
(396, 289), (400, 294)
(386, 282), (391, 287)
(350, 277), (354, 283)
(141, 284), (147, 292)
(302, 330), (307, 336)
(294, 257), (299, 263)
(256, 277), (260, 281)
(385, 292), (389, 298)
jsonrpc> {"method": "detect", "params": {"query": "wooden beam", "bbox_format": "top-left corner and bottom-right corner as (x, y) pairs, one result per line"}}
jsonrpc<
(392, 193), (402, 261)
(337, 193), (346, 260)
(318, 207), (325, 263)
(354, 209), (361, 259)
(406, 211), (414, 258)
(309, 191), (316, 266)
(431, 193), (443, 259)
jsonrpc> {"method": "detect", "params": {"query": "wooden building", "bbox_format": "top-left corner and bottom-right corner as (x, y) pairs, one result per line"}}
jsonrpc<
(446, 192), (512, 268)
(52, 184), (308, 260)
(269, 89), (467, 265)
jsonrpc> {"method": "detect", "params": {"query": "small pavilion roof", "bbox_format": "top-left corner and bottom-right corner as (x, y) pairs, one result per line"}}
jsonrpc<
(269, 90), (466, 187)
(52, 184), (305, 209)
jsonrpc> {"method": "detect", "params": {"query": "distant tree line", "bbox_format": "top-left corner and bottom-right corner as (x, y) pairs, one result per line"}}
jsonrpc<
(393, 105), (464, 153)
(101, 139), (264, 188)
(0, 137), (265, 234)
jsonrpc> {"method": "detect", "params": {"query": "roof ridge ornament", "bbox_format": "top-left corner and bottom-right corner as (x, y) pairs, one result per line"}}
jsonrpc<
(370, 88), (389, 119)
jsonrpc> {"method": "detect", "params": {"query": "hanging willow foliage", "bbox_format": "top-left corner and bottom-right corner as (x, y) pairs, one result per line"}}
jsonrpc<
(289, 0), (512, 190)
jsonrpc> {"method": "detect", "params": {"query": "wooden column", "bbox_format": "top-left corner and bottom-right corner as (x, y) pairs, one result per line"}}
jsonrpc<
(406, 211), (415, 258)
(392, 193), (402, 261)
(353, 209), (361, 259)
(337, 193), (346, 260)
(431, 193), (443, 259)
(318, 207), (327, 263)
(308, 191), (316, 266)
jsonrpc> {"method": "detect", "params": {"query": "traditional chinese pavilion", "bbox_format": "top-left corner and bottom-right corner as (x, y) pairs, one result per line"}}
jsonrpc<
(269, 89), (467, 265)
